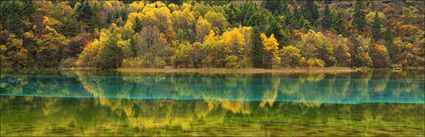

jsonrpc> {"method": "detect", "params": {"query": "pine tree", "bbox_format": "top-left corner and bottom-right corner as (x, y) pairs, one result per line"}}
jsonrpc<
(322, 4), (331, 30)
(304, 0), (319, 24)
(251, 26), (264, 68)
(352, 0), (366, 33)
(382, 27), (395, 62)
(75, 0), (94, 23)
(133, 17), (143, 33)
(331, 11), (346, 35)
(372, 12), (381, 41)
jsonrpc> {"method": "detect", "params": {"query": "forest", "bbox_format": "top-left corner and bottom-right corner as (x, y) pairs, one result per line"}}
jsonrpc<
(0, 0), (424, 69)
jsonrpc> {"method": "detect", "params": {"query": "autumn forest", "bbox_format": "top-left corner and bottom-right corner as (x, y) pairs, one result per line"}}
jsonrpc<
(0, 0), (424, 69)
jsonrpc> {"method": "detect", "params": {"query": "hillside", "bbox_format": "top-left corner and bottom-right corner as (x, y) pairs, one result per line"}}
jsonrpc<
(0, 0), (423, 69)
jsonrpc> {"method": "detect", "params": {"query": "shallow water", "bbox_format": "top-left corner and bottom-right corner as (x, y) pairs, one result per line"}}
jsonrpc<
(1, 70), (424, 136)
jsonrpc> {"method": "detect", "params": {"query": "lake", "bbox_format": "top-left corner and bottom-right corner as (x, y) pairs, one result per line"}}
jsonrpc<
(1, 70), (424, 136)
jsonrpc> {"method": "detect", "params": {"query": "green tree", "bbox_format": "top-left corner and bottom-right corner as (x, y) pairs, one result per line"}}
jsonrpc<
(75, 0), (97, 32)
(251, 27), (264, 68)
(352, 36), (373, 67)
(279, 45), (302, 67)
(297, 30), (336, 66)
(331, 10), (346, 35)
(262, 0), (289, 16)
(322, 4), (331, 30)
(133, 17), (143, 33)
(352, 0), (366, 33)
(0, 1), (35, 35)
(382, 27), (395, 61)
(371, 12), (381, 41)
(303, 0), (319, 25)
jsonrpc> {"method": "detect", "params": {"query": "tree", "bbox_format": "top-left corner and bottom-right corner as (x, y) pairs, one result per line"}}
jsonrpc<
(172, 42), (193, 68)
(78, 24), (131, 69)
(352, 36), (373, 67)
(133, 17), (143, 33)
(304, 0), (319, 25)
(279, 45), (302, 67)
(333, 36), (351, 66)
(297, 30), (336, 66)
(1, 33), (31, 68)
(352, 0), (366, 33)
(204, 11), (228, 34)
(262, 0), (289, 16)
(322, 4), (331, 30)
(382, 27), (395, 61)
(195, 17), (212, 42)
(370, 43), (392, 68)
(261, 33), (280, 68)
(371, 12), (381, 41)
(0, 1), (35, 35)
(75, 0), (98, 32)
(75, 0), (94, 23)
(331, 10), (346, 35)
(251, 27), (264, 68)
(137, 25), (168, 67)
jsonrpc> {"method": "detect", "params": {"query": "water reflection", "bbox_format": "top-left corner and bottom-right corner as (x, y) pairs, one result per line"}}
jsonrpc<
(0, 96), (423, 136)
(1, 70), (424, 104)
(0, 70), (424, 136)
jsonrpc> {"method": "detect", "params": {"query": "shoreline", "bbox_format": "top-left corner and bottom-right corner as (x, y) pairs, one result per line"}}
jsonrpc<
(2, 66), (423, 74)
(115, 67), (357, 74)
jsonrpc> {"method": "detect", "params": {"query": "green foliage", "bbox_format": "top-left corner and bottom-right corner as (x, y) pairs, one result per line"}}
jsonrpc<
(204, 10), (228, 34)
(279, 46), (302, 67)
(303, 1), (319, 25)
(251, 27), (264, 68)
(352, 35), (373, 67)
(322, 4), (331, 30)
(300, 58), (325, 68)
(297, 30), (336, 67)
(172, 42), (193, 68)
(0, 1), (35, 35)
(121, 57), (144, 68)
(352, 0), (366, 33)
(78, 24), (130, 69)
(333, 36), (351, 66)
(371, 12), (382, 41)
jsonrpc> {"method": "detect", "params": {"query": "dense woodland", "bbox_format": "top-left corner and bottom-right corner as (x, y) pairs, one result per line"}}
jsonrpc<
(0, 0), (424, 69)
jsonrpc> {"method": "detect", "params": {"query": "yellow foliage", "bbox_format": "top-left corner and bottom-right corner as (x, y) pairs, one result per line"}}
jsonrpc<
(261, 33), (281, 67)
(129, 1), (144, 12)
(221, 28), (245, 49)
(196, 17), (212, 41)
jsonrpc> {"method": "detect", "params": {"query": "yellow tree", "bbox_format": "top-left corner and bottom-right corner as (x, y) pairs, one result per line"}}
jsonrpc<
(261, 33), (280, 68)
(195, 17), (212, 42)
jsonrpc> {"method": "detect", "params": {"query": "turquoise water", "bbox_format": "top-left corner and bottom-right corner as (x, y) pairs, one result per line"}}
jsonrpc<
(1, 70), (424, 136)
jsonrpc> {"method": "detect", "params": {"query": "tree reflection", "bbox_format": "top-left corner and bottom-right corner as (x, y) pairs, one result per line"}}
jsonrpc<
(0, 96), (423, 136)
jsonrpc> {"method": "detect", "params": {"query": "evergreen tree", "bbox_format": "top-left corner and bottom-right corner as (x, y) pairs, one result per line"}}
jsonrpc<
(304, 0), (319, 24)
(0, 1), (35, 35)
(251, 26), (264, 68)
(372, 12), (381, 41)
(382, 27), (395, 61)
(133, 17), (143, 33)
(75, 0), (94, 23)
(262, 0), (289, 16)
(322, 4), (331, 30)
(122, 0), (133, 4)
(352, 0), (366, 33)
(331, 11), (346, 35)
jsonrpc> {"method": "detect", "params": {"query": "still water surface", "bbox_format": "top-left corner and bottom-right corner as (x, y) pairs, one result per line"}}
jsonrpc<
(1, 70), (424, 136)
